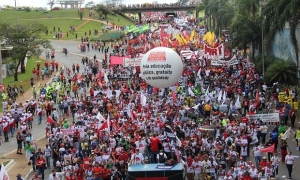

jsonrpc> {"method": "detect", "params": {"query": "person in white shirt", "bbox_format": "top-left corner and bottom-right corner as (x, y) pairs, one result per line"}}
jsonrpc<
(253, 143), (262, 167)
(130, 148), (144, 165)
(285, 151), (296, 179)
(271, 152), (279, 177)
(49, 169), (64, 180)
(257, 167), (269, 180)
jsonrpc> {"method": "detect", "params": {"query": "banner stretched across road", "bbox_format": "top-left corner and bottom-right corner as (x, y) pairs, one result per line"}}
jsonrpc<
(246, 113), (280, 122)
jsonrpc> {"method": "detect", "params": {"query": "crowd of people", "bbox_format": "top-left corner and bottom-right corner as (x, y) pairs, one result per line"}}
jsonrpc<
(0, 14), (299, 180)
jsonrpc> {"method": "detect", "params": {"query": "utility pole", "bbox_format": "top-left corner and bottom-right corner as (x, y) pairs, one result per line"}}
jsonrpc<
(15, 0), (18, 26)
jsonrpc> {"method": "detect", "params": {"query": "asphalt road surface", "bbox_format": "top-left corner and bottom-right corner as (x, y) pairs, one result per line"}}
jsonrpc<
(12, 40), (298, 179)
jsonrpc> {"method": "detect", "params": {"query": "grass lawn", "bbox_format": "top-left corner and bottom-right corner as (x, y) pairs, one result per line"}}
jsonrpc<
(63, 20), (104, 40)
(0, 10), (83, 20)
(3, 57), (46, 102)
(95, 14), (135, 26)
(5, 19), (85, 39)
(90, 31), (122, 42)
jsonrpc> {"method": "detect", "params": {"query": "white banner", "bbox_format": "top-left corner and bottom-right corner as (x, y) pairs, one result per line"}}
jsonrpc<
(61, 128), (85, 138)
(123, 57), (142, 67)
(246, 113), (280, 122)
(113, 74), (131, 78)
(211, 56), (239, 66)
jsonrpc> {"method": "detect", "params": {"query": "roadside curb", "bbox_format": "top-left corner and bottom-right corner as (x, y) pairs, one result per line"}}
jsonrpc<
(5, 159), (15, 171)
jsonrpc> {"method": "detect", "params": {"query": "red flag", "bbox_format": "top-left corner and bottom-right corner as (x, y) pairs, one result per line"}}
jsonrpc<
(99, 121), (108, 131)
(171, 91), (176, 101)
(131, 111), (136, 119)
(261, 144), (275, 154)
(255, 90), (260, 109)
(47, 116), (56, 125)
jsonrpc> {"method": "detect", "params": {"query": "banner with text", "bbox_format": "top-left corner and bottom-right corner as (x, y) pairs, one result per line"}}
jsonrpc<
(246, 113), (280, 122)
(211, 55), (238, 66)
(123, 57), (143, 67)
(61, 128), (85, 138)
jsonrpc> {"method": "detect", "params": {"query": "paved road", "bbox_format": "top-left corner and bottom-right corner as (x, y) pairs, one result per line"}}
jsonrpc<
(4, 40), (298, 179)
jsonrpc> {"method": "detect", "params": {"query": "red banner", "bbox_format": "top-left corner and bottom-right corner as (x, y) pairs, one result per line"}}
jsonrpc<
(261, 144), (275, 154)
(136, 178), (168, 180)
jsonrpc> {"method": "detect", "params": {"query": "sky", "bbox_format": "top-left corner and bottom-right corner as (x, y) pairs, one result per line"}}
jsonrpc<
(0, 0), (178, 8)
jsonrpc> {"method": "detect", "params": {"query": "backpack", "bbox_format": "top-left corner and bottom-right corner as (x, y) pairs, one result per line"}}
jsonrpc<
(158, 153), (165, 163)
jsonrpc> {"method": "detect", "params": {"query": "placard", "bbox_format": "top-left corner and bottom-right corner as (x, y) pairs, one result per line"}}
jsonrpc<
(246, 113), (280, 122)
(123, 57), (142, 67)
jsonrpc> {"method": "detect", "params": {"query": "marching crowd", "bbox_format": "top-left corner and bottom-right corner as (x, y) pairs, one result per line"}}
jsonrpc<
(0, 15), (300, 180)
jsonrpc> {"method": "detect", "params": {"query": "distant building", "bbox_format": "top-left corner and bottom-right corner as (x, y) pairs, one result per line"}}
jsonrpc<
(56, 0), (84, 9)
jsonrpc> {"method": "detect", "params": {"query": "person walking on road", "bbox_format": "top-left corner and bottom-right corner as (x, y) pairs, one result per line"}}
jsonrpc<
(285, 151), (296, 179)
(36, 154), (46, 180)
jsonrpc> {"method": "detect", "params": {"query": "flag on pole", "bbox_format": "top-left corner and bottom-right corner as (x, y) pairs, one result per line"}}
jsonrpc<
(126, 104), (131, 118)
(0, 163), (9, 180)
(188, 87), (195, 96)
(164, 125), (177, 142)
(140, 92), (147, 106)
(222, 91), (226, 103)
(96, 112), (105, 122)
(234, 96), (241, 109)
(218, 90), (222, 102)
(47, 116), (56, 125)
(261, 144), (275, 154)
(205, 86), (210, 102)
(282, 127), (291, 140)
(107, 114), (110, 134)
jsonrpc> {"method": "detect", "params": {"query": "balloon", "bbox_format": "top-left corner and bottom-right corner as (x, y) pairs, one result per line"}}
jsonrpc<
(140, 47), (183, 88)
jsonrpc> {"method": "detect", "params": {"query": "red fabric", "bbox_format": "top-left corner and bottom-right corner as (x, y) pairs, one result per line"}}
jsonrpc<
(47, 116), (56, 125)
(261, 144), (275, 154)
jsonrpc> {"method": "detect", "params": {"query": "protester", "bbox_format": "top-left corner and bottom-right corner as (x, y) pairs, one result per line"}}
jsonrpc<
(0, 6), (299, 179)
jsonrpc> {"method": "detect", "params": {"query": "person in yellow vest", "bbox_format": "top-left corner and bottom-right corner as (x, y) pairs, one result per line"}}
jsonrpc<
(204, 102), (211, 118)
(295, 127), (300, 150)
(293, 99), (298, 110)
(278, 92), (284, 103)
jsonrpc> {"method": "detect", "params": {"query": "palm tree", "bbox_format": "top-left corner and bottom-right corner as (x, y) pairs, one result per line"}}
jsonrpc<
(262, 0), (300, 69)
(230, 14), (261, 57)
(265, 60), (297, 85)
(237, 0), (260, 18)
(218, 2), (235, 30)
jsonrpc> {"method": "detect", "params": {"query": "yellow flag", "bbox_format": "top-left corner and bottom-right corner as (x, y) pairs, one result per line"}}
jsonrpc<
(175, 34), (184, 45)
(189, 30), (196, 41)
(179, 34), (187, 44)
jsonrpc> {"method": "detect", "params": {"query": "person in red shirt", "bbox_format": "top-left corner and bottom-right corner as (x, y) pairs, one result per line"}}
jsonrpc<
(93, 162), (103, 180)
(66, 172), (77, 180)
(102, 165), (111, 180)
(119, 148), (129, 162)
(83, 155), (91, 170)
(36, 155), (46, 179)
(259, 157), (269, 168)
(75, 164), (85, 180)
(241, 114), (249, 124)
(243, 98), (249, 113)
(150, 133), (162, 163)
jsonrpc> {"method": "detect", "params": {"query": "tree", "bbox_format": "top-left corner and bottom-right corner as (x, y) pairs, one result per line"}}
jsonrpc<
(0, 23), (52, 81)
(252, 54), (274, 74)
(47, 0), (55, 11)
(262, 0), (300, 69)
(96, 4), (111, 19)
(230, 14), (261, 58)
(265, 60), (297, 85)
